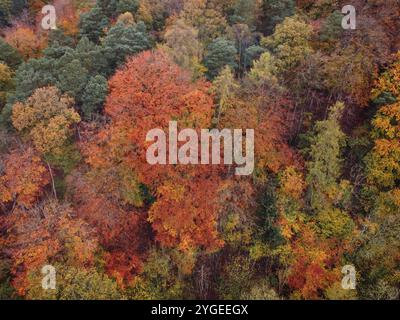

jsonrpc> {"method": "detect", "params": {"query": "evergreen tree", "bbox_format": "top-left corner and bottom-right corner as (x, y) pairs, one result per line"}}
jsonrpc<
(0, 37), (23, 69)
(230, 0), (258, 27)
(12, 58), (56, 102)
(244, 45), (266, 69)
(79, 6), (110, 43)
(70, 37), (109, 76)
(116, 0), (139, 15)
(204, 37), (237, 79)
(260, 0), (295, 35)
(103, 21), (151, 70)
(82, 75), (108, 118)
(57, 59), (89, 100)
(0, 0), (12, 26)
(0, 63), (14, 113)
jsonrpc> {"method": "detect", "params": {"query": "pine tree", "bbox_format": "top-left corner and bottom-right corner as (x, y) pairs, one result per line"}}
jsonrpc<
(0, 37), (23, 69)
(204, 37), (237, 79)
(103, 21), (151, 70)
(79, 6), (110, 43)
(81, 75), (108, 118)
(260, 0), (295, 35)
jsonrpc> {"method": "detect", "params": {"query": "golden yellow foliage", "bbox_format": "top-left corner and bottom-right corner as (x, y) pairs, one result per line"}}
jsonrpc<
(12, 87), (80, 156)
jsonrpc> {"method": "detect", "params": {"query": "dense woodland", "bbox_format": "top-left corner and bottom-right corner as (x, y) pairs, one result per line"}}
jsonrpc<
(0, 0), (399, 300)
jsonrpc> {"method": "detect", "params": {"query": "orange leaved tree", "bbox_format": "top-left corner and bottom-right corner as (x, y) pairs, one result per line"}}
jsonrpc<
(72, 50), (225, 283)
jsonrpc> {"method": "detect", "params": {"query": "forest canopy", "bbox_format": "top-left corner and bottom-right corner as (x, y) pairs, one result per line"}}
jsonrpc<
(0, 0), (400, 300)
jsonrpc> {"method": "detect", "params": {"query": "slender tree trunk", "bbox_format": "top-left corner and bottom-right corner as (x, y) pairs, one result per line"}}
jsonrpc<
(47, 162), (57, 199)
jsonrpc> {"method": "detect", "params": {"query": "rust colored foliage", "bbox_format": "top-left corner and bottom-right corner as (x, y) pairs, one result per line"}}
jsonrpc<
(1, 200), (98, 295)
(53, 0), (84, 37)
(0, 147), (50, 208)
(3, 24), (47, 60)
(277, 167), (347, 299)
(286, 223), (339, 299)
(219, 88), (296, 175)
(67, 171), (149, 285)
(80, 50), (224, 257)
(27, 0), (49, 16)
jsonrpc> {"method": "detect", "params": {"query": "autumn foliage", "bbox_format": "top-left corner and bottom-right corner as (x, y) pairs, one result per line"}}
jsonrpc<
(0, 147), (49, 208)
(80, 50), (224, 255)
(3, 24), (47, 60)
(0, 0), (400, 301)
